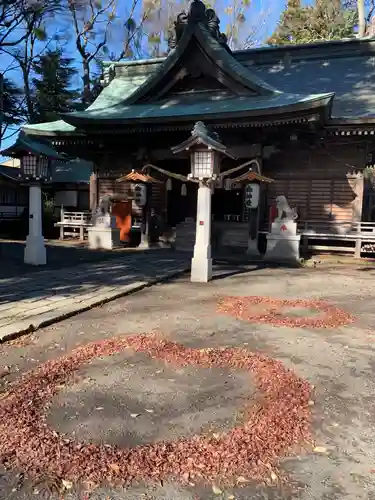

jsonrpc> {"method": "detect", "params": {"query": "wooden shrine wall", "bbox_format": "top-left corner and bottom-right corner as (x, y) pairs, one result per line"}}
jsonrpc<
(263, 144), (365, 225)
(97, 154), (166, 217)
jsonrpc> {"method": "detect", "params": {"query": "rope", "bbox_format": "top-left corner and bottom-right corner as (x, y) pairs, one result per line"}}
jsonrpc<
(218, 159), (261, 178)
(143, 158), (261, 182)
(142, 163), (198, 183)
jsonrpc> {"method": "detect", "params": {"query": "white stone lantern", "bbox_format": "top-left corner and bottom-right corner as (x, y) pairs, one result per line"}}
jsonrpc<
(1, 133), (64, 265)
(19, 152), (52, 265)
(189, 147), (220, 180)
(172, 121), (236, 283)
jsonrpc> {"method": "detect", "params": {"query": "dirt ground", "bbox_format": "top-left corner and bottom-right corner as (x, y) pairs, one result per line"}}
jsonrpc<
(1, 263), (375, 499)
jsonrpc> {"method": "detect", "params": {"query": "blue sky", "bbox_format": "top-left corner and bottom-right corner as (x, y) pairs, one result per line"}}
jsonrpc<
(0, 0), (302, 156)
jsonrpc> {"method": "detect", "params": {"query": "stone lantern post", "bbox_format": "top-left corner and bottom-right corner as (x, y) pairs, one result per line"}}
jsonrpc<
(171, 122), (236, 283)
(1, 133), (65, 265)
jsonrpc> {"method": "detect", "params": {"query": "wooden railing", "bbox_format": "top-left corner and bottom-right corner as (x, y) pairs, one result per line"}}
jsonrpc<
(260, 219), (375, 257)
(55, 210), (145, 241)
(0, 212), (20, 221)
(55, 207), (92, 240)
(299, 220), (375, 234)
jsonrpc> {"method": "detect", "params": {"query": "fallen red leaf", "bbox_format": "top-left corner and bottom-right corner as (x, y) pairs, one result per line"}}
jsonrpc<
(217, 296), (354, 329)
(0, 333), (312, 489)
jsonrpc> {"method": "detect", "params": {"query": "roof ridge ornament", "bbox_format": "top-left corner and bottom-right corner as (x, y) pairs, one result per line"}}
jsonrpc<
(167, 0), (228, 52)
(172, 121), (236, 159)
(191, 121), (221, 143)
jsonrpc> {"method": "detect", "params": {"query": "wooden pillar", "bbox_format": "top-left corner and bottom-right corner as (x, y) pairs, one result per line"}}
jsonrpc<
(255, 155), (264, 235)
(355, 221), (362, 259)
(89, 172), (98, 212)
(350, 171), (364, 223)
(60, 205), (64, 240)
(139, 183), (151, 248)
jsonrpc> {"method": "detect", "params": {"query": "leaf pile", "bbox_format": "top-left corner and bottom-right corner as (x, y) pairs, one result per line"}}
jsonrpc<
(0, 334), (312, 487)
(217, 296), (354, 329)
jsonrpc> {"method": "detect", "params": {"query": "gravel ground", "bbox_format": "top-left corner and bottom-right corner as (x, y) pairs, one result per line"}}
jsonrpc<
(0, 264), (375, 499)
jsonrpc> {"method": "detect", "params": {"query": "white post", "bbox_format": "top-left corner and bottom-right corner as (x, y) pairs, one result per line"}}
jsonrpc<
(24, 183), (47, 265)
(191, 182), (213, 283)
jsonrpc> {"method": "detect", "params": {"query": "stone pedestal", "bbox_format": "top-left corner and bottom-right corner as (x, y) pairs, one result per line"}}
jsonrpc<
(191, 185), (212, 283)
(24, 234), (47, 265)
(88, 214), (121, 250)
(138, 216), (150, 249)
(264, 220), (301, 263)
(24, 184), (47, 266)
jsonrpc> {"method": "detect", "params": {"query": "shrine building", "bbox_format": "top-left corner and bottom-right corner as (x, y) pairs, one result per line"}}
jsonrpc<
(20, 0), (375, 254)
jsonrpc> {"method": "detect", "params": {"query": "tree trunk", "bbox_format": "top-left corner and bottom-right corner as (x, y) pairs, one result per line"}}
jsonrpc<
(0, 73), (3, 149)
(358, 0), (366, 37)
(21, 64), (33, 122)
(82, 59), (92, 106)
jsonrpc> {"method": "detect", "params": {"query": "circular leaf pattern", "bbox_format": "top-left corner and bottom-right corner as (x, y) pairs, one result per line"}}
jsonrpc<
(217, 296), (354, 329)
(0, 334), (311, 487)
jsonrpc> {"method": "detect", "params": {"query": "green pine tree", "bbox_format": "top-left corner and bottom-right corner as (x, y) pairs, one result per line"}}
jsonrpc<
(2, 77), (24, 127)
(31, 49), (79, 124)
(268, 0), (357, 46)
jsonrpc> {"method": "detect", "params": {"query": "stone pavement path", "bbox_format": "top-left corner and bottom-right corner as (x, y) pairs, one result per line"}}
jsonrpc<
(0, 239), (151, 279)
(0, 250), (190, 342)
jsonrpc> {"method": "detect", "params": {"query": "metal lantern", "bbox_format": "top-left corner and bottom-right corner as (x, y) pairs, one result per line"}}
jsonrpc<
(190, 147), (220, 180)
(19, 152), (50, 181)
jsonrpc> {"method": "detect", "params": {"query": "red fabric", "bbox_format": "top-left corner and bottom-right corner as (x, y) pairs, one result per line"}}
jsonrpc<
(112, 201), (132, 242)
(269, 204), (277, 223)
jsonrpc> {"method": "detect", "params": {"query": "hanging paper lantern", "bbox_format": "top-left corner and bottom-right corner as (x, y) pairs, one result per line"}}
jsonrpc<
(166, 177), (172, 191)
(181, 183), (187, 196)
(224, 178), (232, 191)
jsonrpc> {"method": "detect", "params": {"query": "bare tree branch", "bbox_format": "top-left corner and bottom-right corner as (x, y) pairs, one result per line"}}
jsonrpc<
(68, 0), (117, 105)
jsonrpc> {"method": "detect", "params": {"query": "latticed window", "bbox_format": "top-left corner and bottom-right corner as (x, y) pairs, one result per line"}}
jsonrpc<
(21, 154), (49, 179)
(21, 155), (37, 177)
(38, 156), (49, 179)
(192, 150), (212, 178)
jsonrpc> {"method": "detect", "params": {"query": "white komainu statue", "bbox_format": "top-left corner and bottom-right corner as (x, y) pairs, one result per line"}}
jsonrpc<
(275, 195), (298, 222)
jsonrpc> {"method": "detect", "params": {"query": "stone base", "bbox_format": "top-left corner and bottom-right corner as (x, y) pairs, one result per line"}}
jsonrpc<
(88, 227), (121, 250)
(24, 235), (47, 265)
(264, 234), (301, 263)
(191, 256), (213, 283)
(271, 220), (297, 236)
(138, 240), (150, 250)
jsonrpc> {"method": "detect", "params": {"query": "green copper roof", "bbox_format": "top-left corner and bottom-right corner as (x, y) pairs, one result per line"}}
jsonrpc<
(87, 72), (150, 111)
(20, 35), (375, 138)
(249, 55), (375, 120)
(1, 132), (65, 159)
(22, 71), (151, 136)
(22, 119), (77, 136)
(56, 0), (335, 129)
(62, 92), (333, 126)
(122, 20), (278, 107)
